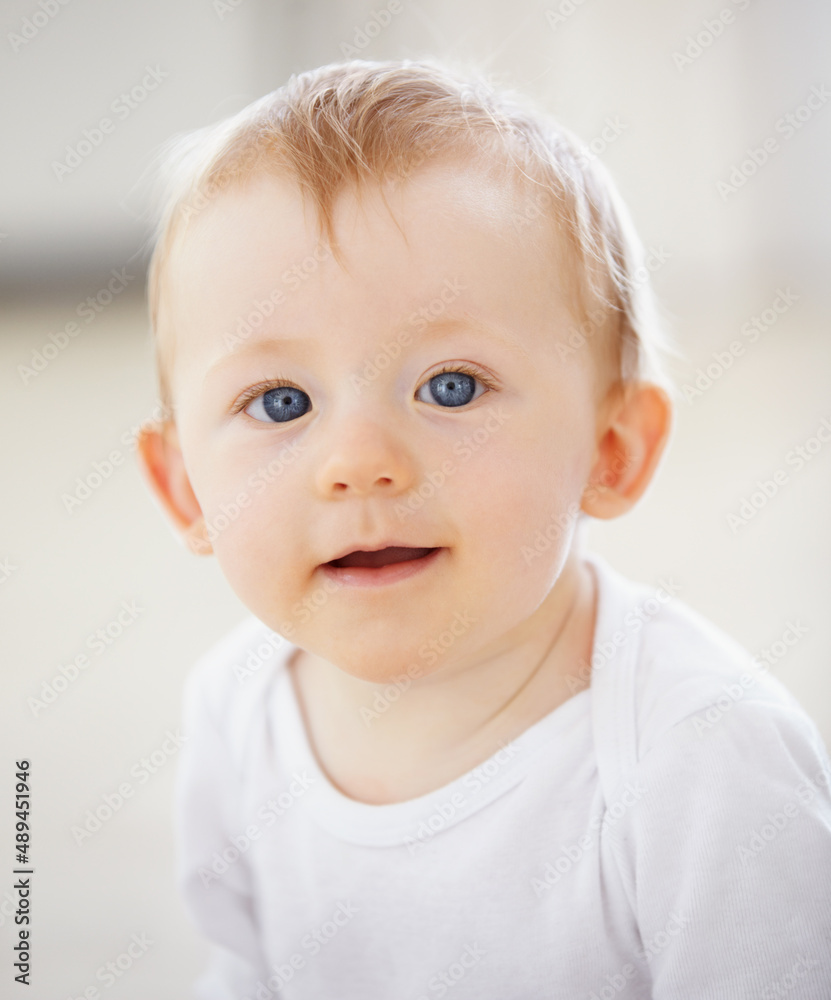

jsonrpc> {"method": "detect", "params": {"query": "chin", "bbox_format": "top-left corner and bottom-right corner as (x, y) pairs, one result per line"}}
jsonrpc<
(319, 638), (441, 687)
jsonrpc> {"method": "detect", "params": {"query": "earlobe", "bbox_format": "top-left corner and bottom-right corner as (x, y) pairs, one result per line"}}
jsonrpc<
(581, 382), (672, 520)
(136, 422), (213, 555)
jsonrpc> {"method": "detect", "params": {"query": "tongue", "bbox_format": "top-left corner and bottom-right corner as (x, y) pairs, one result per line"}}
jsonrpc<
(333, 546), (436, 569)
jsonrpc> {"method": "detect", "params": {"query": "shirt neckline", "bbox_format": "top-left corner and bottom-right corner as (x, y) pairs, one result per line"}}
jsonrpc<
(268, 553), (614, 846)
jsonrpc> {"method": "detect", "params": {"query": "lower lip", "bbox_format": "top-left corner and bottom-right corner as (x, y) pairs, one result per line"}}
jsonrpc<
(319, 547), (446, 588)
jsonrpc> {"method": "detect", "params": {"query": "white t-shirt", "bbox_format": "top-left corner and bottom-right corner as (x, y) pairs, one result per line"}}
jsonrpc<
(174, 553), (831, 999)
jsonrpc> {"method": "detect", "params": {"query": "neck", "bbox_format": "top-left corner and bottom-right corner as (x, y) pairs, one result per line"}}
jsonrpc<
(289, 548), (597, 768)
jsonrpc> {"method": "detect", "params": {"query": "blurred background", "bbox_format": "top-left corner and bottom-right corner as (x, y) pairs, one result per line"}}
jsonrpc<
(2, 0), (829, 995)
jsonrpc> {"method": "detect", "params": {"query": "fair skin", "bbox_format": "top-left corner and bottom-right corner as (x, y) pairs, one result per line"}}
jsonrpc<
(138, 159), (671, 804)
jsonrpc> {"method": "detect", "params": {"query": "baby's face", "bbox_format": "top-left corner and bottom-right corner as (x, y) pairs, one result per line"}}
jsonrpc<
(162, 159), (606, 682)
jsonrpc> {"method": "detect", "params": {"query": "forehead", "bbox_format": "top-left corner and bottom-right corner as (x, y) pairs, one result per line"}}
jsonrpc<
(168, 156), (566, 279)
(160, 158), (585, 395)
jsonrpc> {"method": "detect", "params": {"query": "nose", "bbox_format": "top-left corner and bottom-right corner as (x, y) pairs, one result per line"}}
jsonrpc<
(313, 418), (417, 498)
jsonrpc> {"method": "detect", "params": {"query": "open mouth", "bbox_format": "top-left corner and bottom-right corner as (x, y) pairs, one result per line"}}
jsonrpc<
(327, 546), (438, 569)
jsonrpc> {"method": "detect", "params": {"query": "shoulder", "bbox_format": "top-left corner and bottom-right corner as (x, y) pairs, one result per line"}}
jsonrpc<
(610, 688), (831, 996)
(587, 561), (831, 985)
(180, 615), (296, 758)
(586, 553), (814, 762)
(635, 594), (808, 755)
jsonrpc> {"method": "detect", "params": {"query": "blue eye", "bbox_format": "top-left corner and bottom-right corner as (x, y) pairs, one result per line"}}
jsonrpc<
(416, 368), (486, 408)
(245, 385), (311, 423)
(241, 364), (491, 424)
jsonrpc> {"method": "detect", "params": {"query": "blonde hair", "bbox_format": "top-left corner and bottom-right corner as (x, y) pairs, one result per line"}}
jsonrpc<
(144, 57), (674, 409)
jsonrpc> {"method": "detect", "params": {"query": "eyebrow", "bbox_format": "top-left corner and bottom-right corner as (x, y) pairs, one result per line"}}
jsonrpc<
(415, 317), (530, 356)
(204, 315), (528, 381)
(204, 335), (311, 381)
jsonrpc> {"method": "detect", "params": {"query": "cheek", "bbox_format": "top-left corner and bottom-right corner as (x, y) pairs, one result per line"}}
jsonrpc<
(185, 429), (298, 538)
(189, 450), (307, 609)
(449, 411), (590, 538)
(437, 417), (590, 608)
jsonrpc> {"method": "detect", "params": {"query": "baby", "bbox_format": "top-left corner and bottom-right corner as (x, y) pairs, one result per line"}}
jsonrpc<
(136, 58), (831, 999)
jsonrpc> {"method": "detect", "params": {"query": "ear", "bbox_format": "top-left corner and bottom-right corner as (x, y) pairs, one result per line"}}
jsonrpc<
(136, 421), (213, 555)
(581, 382), (672, 519)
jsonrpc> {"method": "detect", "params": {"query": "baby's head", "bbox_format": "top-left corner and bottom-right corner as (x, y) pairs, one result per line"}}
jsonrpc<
(138, 58), (673, 683)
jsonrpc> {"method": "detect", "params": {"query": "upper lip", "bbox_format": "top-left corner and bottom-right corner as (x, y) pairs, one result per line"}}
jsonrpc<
(322, 540), (440, 566)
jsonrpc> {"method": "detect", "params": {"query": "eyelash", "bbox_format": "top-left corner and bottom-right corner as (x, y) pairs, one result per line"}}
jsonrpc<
(233, 375), (302, 413)
(232, 363), (498, 414)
